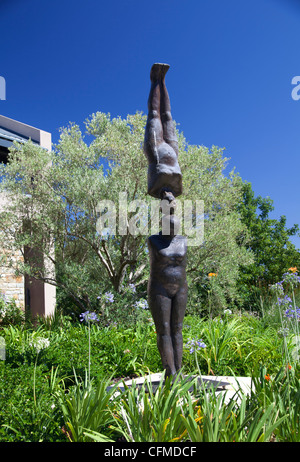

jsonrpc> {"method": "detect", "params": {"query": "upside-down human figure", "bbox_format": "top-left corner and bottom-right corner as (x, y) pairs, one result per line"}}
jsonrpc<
(144, 63), (187, 377)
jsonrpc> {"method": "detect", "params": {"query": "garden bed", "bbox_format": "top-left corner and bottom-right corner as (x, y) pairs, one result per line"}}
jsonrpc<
(0, 305), (299, 442)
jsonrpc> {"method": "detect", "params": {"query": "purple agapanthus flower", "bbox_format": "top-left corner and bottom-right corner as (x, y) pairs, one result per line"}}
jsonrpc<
(277, 295), (293, 308)
(103, 292), (114, 303)
(282, 272), (300, 287)
(284, 308), (300, 319)
(97, 292), (115, 303)
(79, 311), (99, 323)
(128, 283), (136, 293)
(186, 338), (207, 354)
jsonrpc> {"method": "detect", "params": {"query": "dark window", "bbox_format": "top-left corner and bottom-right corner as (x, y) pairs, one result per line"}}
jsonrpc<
(0, 145), (9, 164)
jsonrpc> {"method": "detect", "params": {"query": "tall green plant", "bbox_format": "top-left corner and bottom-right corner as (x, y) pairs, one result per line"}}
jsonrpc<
(180, 371), (287, 442)
(57, 371), (118, 442)
(111, 373), (196, 442)
(201, 316), (243, 374)
(251, 366), (300, 442)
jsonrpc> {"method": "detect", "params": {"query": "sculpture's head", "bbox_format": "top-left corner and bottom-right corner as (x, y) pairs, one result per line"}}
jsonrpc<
(160, 188), (176, 203)
(160, 188), (177, 216)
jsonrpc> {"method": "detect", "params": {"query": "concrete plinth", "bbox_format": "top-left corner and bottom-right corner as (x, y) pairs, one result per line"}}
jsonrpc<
(108, 372), (253, 405)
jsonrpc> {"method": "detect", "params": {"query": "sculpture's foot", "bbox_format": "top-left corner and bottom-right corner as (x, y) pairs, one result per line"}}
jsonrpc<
(150, 63), (170, 83)
(163, 369), (184, 388)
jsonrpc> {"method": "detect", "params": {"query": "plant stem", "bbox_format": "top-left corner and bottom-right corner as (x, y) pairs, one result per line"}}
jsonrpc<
(88, 321), (91, 383)
(33, 352), (39, 407)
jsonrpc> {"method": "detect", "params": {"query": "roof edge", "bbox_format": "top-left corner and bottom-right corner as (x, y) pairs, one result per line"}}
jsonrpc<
(0, 114), (51, 150)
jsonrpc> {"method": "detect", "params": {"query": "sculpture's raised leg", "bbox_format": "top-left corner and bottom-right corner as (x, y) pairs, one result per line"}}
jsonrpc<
(144, 63), (182, 200)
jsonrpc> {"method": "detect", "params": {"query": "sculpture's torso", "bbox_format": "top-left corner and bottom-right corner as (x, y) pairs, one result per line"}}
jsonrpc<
(148, 234), (187, 296)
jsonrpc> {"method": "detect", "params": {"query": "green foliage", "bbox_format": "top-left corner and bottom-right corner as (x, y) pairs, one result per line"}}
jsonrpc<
(0, 363), (65, 441)
(237, 182), (300, 309)
(251, 366), (300, 441)
(182, 311), (298, 377)
(178, 140), (253, 310)
(56, 371), (118, 442)
(0, 294), (24, 326)
(199, 316), (244, 375)
(1, 315), (160, 380)
(111, 373), (194, 442)
(0, 311), (299, 442)
(179, 382), (287, 442)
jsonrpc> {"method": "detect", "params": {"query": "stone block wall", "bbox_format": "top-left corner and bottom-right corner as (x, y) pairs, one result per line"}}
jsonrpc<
(0, 252), (25, 309)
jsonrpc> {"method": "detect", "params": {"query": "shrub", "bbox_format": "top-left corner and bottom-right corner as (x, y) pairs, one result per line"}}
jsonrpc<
(0, 363), (66, 442)
(0, 294), (24, 326)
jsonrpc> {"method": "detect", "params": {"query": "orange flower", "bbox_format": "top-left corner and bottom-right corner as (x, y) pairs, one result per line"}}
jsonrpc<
(208, 272), (217, 278)
(265, 374), (271, 381)
(287, 364), (292, 370)
(288, 267), (298, 273)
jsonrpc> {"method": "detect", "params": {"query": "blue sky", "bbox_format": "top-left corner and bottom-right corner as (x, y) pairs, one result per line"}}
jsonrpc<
(1, 0), (300, 249)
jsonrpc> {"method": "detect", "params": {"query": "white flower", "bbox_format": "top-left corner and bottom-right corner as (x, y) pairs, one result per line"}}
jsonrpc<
(224, 309), (232, 315)
(29, 336), (50, 353)
(0, 307), (6, 317)
(134, 299), (148, 310)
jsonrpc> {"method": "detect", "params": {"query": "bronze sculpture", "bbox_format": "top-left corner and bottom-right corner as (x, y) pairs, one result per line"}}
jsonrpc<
(144, 63), (188, 377)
